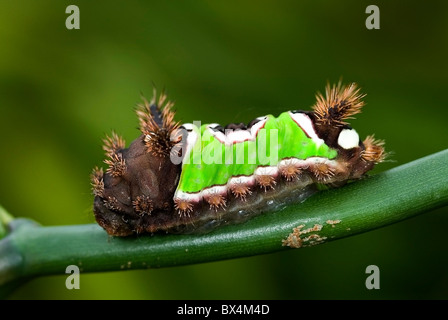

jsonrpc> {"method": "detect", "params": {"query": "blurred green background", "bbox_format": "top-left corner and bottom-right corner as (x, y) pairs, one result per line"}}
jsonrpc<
(1, 0), (447, 299)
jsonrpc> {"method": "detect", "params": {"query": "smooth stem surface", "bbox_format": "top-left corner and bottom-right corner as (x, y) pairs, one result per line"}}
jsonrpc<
(1, 149), (447, 298)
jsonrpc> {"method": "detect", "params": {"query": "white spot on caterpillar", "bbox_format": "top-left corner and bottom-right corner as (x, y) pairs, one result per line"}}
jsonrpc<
(182, 123), (195, 131)
(338, 128), (359, 149)
(182, 123), (199, 161)
(229, 175), (255, 186)
(173, 190), (202, 203)
(254, 166), (279, 177)
(207, 123), (226, 143)
(208, 123), (220, 129)
(201, 185), (227, 197)
(225, 130), (252, 144)
(305, 157), (333, 166)
(288, 112), (324, 147)
(278, 157), (302, 170)
(207, 117), (268, 145)
(250, 117), (268, 137)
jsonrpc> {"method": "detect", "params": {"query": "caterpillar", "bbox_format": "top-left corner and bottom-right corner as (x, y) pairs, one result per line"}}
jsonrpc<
(91, 83), (385, 236)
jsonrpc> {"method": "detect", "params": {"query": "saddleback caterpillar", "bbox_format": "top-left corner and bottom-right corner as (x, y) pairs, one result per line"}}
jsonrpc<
(91, 83), (385, 236)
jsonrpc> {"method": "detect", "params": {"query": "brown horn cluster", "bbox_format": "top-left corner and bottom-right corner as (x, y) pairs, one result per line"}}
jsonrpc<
(136, 89), (181, 157)
(313, 82), (365, 127)
(90, 90), (183, 236)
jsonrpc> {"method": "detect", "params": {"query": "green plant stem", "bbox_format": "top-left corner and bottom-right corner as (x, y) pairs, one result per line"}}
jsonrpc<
(1, 150), (448, 298)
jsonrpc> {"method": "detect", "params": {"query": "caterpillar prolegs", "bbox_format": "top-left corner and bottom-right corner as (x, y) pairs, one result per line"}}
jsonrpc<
(91, 83), (385, 236)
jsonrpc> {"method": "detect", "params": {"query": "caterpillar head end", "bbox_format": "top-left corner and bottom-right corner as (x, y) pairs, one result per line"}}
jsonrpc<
(92, 91), (182, 236)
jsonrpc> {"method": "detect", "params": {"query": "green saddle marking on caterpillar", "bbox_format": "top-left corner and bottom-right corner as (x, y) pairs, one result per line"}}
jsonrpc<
(177, 111), (338, 194)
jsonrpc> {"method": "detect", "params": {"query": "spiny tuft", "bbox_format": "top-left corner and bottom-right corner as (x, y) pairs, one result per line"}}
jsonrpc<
(362, 135), (386, 163)
(103, 131), (126, 157)
(90, 166), (104, 197)
(104, 153), (126, 177)
(136, 89), (181, 157)
(313, 82), (365, 127)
